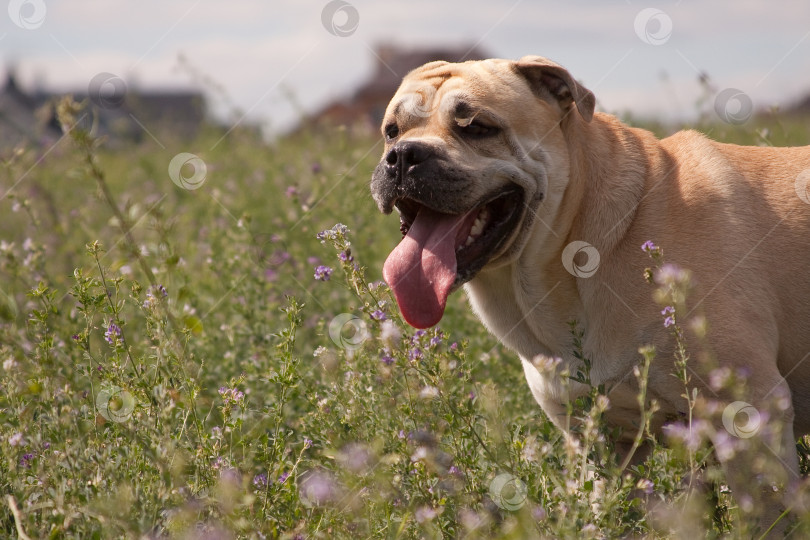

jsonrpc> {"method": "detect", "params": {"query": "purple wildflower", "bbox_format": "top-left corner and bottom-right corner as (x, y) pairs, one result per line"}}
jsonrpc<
(253, 473), (269, 488)
(277, 471), (290, 483)
(641, 240), (658, 253)
(316, 223), (349, 243)
(450, 342), (458, 351)
(709, 367), (732, 391)
(156, 284), (168, 297)
(663, 421), (707, 452)
(314, 265), (333, 281)
(285, 186), (298, 198)
(381, 354), (395, 365)
(338, 250), (353, 262)
(712, 430), (737, 461)
(104, 322), (122, 346)
(218, 386), (245, 408)
(415, 506), (438, 523)
(408, 348), (422, 361)
(655, 263), (689, 286)
(410, 329), (427, 346)
(662, 306), (676, 327)
(303, 438), (313, 449)
(299, 470), (338, 506)
(19, 453), (34, 468)
(636, 478), (654, 495)
(371, 309), (386, 321)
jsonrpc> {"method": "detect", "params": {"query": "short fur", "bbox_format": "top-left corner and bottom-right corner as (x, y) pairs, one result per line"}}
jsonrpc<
(370, 56), (810, 533)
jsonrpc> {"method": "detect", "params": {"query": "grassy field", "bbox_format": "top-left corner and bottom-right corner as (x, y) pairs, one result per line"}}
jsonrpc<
(1, 97), (809, 539)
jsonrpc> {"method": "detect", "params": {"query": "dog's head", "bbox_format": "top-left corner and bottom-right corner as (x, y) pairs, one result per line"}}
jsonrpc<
(370, 56), (595, 328)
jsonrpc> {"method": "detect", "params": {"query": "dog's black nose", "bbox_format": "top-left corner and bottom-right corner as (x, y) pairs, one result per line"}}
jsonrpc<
(385, 140), (432, 177)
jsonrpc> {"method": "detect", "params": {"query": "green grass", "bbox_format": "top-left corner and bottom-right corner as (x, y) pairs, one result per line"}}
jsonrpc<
(0, 97), (808, 539)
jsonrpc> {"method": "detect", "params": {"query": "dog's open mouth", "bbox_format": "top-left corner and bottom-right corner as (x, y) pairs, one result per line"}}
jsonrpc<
(383, 186), (524, 329)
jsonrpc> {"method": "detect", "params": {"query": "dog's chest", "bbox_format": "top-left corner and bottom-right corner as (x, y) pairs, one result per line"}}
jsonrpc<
(463, 266), (577, 361)
(463, 265), (656, 425)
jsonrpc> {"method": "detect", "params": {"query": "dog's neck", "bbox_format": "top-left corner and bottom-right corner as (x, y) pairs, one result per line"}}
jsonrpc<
(564, 112), (652, 256)
(464, 112), (655, 365)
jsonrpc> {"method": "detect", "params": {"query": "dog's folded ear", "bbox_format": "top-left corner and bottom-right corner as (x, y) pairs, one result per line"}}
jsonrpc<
(514, 56), (595, 122)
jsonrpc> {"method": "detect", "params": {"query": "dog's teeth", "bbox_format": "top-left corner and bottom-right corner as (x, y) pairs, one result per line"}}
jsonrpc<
(460, 209), (490, 250)
(469, 211), (489, 239)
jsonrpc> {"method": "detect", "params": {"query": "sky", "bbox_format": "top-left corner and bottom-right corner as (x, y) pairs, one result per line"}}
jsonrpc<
(2, 0), (809, 134)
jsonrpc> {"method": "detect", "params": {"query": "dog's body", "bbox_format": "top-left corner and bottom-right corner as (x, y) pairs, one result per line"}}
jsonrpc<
(470, 120), (810, 435)
(370, 56), (810, 530)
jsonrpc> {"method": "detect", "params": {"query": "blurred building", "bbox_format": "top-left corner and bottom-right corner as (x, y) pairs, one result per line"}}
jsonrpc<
(784, 94), (810, 116)
(0, 70), (206, 150)
(0, 72), (61, 149)
(303, 43), (489, 132)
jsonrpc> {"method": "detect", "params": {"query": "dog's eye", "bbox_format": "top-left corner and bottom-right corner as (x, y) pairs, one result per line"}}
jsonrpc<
(384, 123), (400, 141)
(459, 120), (499, 138)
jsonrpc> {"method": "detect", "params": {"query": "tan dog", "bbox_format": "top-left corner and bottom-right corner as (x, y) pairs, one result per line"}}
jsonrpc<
(370, 55), (810, 532)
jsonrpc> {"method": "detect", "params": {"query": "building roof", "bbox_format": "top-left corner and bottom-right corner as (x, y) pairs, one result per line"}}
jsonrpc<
(0, 71), (207, 150)
(304, 43), (490, 131)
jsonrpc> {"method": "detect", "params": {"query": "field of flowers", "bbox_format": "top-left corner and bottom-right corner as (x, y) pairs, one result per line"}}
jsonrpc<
(1, 97), (809, 538)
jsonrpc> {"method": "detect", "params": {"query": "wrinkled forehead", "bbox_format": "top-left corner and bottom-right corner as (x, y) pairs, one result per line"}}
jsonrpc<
(385, 59), (526, 124)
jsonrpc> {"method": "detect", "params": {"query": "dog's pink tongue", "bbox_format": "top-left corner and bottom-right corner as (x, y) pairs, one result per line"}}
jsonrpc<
(383, 207), (461, 329)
